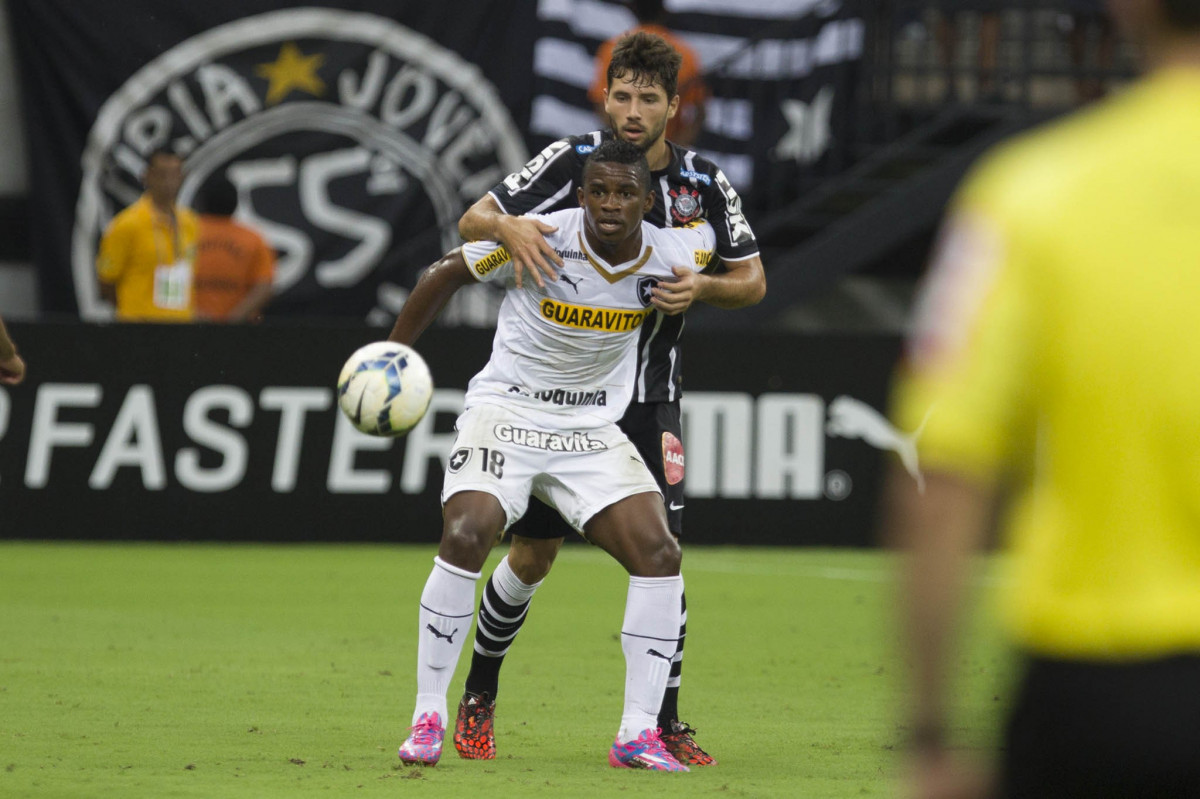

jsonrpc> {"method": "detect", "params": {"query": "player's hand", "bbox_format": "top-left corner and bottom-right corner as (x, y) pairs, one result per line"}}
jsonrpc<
(0, 352), (26, 386)
(650, 266), (706, 316)
(496, 216), (561, 290)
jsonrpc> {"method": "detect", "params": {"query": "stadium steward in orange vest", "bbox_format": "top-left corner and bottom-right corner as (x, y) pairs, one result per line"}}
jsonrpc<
(192, 177), (276, 323)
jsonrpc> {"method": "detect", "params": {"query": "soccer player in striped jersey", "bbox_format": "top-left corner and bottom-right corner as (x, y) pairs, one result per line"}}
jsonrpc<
(454, 30), (765, 767)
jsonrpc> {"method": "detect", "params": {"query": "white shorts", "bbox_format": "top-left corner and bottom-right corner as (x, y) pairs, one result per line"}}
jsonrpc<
(441, 402), (661, 532)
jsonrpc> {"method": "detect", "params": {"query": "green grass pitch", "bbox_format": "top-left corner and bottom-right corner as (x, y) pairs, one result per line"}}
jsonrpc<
(0, 543), (1011, 798)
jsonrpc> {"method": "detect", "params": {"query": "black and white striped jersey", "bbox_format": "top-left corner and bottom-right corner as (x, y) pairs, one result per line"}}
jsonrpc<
(487, 130), (760, 404)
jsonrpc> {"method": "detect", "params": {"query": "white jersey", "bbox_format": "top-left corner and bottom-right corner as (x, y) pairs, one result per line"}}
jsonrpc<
(461, 208), (715, 424)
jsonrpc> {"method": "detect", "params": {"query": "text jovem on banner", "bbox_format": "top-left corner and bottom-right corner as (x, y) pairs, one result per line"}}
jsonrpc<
(9, 0), (536, 321)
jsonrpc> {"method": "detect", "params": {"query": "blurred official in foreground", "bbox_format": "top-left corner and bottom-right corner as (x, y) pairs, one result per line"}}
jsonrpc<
(886, 0), (1200, 796)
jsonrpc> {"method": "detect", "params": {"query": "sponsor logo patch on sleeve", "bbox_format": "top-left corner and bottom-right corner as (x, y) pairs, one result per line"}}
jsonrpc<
(469, 246), (512, 278)
(662, 432), (685, 485)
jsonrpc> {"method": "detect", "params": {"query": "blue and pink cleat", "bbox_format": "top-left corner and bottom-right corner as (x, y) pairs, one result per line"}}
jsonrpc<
(398, 711), (445, 766)
(608, 727), (690, 772)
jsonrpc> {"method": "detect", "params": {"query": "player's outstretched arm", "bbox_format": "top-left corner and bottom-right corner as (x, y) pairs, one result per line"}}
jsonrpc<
(0, 314), (26, 386)
(651, 253), (766, 316)
(388, 250), (477, 346)
(458, 195), (562, 290)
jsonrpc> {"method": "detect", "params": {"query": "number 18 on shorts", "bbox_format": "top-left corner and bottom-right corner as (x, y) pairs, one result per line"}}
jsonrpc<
(441, 404), (661, 533)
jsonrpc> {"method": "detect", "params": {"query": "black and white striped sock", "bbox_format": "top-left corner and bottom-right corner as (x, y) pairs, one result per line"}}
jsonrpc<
(464, 555), (541, 698)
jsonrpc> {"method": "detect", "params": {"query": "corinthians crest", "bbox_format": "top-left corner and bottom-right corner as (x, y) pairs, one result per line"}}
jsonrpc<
(72, 9), (527, 319)
(668, 185), (702, 225)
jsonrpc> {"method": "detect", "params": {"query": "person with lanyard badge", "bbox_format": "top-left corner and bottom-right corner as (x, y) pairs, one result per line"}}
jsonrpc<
(97, 147), (198, 322)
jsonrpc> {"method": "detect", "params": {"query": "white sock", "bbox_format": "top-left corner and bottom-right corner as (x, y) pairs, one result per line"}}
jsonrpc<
(412, 556), (479, 726)
(617, 574), (683, 743)
(667, 576), (686, 690)
(493, 554), (542, 604)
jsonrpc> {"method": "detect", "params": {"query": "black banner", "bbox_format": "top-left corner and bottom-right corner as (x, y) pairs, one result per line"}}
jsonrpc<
(526, 0), (864, 212)
(10, 0), (537, 320)
(11, 0), (863, 321)
(0, 323), (905, 546)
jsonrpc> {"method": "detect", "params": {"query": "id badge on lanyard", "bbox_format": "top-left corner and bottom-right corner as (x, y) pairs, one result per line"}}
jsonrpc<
(152, 218), (191, 310)
(153, 259), (191, 310)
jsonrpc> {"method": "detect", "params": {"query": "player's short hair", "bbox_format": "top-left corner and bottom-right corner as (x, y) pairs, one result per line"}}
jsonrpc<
(196, 176), (239, 216)
(146, 146), (181, 169)
(1162, 0), (1200, 30)
(583, 139), (651, 192)
(606, 30), (681, 99)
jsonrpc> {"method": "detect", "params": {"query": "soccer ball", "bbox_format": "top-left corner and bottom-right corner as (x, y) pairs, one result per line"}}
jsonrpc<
(336, 341), (434, 437)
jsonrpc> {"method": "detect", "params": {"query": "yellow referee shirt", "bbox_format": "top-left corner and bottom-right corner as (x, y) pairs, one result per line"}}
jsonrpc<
(97, 195), (199, 322)
(892, 68), (1200, 660)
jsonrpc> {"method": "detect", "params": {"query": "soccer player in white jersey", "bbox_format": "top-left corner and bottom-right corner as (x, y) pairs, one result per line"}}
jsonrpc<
(391, 139), (715, 772)
(455, 31), (763, 767)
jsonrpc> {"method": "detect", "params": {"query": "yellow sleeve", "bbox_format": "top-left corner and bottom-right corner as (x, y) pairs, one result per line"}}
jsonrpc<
(96, 215), (133, 283)
(890, 168), (1042, 482)
(682, 218), (716, 271)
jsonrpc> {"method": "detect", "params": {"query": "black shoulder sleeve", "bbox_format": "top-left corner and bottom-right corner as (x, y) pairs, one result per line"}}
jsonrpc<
(487, 134), (595, 216)
(702, 165), (759, 261)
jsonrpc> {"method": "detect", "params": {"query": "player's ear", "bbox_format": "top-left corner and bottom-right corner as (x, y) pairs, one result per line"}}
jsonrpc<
(643, 190), (655, 214)
(577, 186), (585, 207)
(667, 93), (680, 120)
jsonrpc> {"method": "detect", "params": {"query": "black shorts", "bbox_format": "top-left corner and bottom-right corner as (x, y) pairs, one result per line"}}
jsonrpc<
(999, 653), (1200, 798)
(506, 401), (685, 540)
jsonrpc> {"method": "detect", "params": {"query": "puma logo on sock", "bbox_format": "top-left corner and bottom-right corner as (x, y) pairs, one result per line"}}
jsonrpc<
(427, 624), (458, 643)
